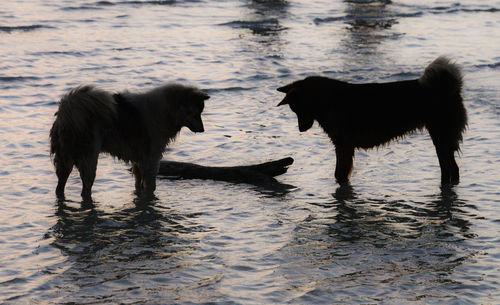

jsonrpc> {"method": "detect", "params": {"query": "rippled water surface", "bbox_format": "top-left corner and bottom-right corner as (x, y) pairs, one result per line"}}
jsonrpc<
(1, 0), (499, 304)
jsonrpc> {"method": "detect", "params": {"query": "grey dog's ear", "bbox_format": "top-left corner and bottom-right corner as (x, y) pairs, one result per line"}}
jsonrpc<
(198, 91), (210, 100)
(277, 83), (293, 93)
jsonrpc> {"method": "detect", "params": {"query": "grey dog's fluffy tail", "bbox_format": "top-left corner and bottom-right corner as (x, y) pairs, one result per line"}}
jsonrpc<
(419, 56), (463, 96)
(50, 86), (116, 162)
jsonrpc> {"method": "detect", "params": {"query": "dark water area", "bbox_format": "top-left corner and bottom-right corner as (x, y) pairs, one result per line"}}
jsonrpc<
(1, 0), (499, 304)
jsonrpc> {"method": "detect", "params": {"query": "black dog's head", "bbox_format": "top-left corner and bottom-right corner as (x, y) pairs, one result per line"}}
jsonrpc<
(277, 78), (316, 132)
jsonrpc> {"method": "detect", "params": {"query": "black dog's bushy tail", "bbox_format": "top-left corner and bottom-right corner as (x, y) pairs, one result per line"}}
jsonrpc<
(50, 86), (116, 162)
(419, 56), (467, 151)
(419, 56), (463, 96)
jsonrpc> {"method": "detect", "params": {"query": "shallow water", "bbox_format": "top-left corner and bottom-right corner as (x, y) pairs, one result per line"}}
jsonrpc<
(1, 0), (499, 303)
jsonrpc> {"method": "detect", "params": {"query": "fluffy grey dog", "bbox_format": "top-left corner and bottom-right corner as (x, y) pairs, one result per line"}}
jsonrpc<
(50, 84), (209, 200)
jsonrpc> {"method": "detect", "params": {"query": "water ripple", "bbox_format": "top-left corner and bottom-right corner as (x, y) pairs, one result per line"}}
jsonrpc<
(61, 0), (200, 10)
(0, 25), (52, 33)
(0, 76), (41, 85)
(220, 19), (287, 35)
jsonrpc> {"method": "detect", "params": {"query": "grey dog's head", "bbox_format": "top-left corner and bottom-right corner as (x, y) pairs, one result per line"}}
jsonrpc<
(277, 78), (316, 132)
(161, 84), (209, 133)
(180, 88), (209, 133)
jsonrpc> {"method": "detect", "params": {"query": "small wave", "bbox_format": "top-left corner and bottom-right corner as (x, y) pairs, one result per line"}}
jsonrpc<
(60, 4), (102, 11)
(347, 18), (398, 29)
(313, 16), (345, 25)
(345, 0), (392, 3)
(475, 62), (500, 70)
(344, 0), (392, 4)
(433, 7), (500, 14)
(221, 19), (279, 28)
(61, 4), (104, 10)
(29, 51), (86, 57)
(60, 1), (117, 10)
(204, 87), (255, 94)
(0, 76), (40, 82)
(429, 3), (500, 15)
(62, 0), (198, 9)
(395, 12), (423, 18)
(0, 25), (50, 33)
(96, 1), (116, 5)
(220, 19), (286, 35)
(382, 71), (421, 80)
(119, 0), (176, 4)
(315, 3), (496, 28)
(462, 7), (500, 13)
(314, 12), (421, 27)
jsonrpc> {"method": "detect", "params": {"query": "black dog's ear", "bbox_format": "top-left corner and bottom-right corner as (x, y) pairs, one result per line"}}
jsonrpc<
(277, 83), (293, 93)
(277, 97), (288, 106)
(277, 83), (294, 106)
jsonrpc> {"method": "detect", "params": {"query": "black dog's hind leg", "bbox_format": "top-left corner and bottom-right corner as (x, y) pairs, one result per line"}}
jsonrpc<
(428, 128), (460, 185)
(435, 145), (459, 185)
(55, 155), (73, 199)
(335, 145), (354, 184)
(449, 153), (459, 184)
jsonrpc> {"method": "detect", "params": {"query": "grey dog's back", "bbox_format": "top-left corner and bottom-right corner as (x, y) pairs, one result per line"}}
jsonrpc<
(50, 86), (117, 160)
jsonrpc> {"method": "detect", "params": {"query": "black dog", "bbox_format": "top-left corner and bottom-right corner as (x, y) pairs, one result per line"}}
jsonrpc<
(277, 56), (467, 185)
(50, 84), (209, 200)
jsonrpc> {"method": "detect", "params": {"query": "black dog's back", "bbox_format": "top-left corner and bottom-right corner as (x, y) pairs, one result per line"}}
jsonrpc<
(313, 79), (430, 148)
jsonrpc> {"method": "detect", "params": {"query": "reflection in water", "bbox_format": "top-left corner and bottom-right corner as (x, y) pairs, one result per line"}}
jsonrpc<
(345, 0), (395, 30)
(426, 186), (475, 237)
(343, 0), (396, 53)
(240, 0), (288, 38)
(339, 0), (402, 70)
(331, 185), (474, 240)
(46, 198), (210, 302)
(279, 187), (478, 302)
(223, 0), (289, 55)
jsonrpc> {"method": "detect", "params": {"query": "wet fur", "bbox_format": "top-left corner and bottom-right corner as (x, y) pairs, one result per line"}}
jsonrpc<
(50, 84), (208, 200)
(277, 56), (467, 185)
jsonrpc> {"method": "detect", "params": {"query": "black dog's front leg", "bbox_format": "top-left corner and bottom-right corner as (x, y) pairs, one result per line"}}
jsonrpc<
(335, 145), (354, 184)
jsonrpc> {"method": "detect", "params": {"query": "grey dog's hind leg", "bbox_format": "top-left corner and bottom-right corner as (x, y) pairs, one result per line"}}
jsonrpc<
(55, 155), (73, 199)
(75, 153), (99, 201)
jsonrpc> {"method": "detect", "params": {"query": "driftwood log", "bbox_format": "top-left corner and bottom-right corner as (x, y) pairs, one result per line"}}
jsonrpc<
(158, 157), (294, 187)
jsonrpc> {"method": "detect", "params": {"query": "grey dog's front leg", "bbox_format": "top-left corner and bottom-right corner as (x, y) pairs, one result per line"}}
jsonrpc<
(132, 163), (143, 195)
(140, 158), (161, 197)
